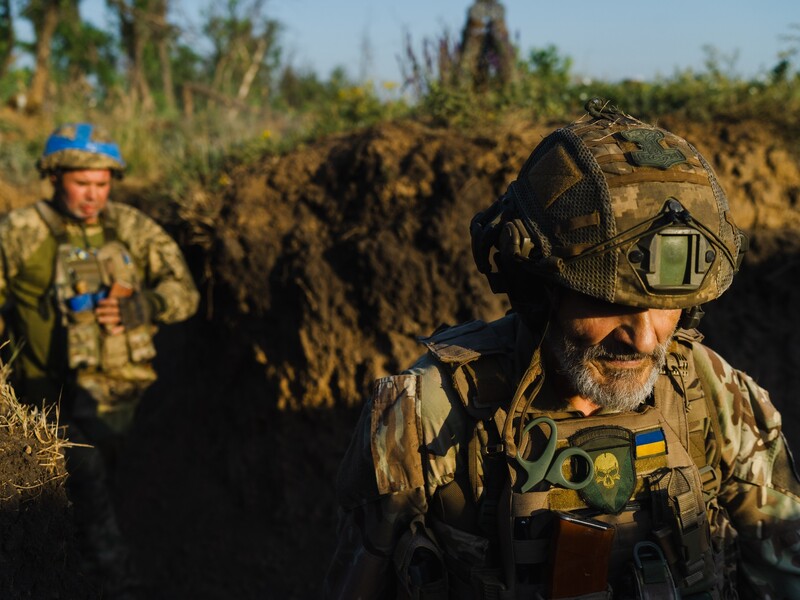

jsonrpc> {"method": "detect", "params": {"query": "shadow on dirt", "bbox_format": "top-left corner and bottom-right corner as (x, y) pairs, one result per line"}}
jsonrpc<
(5, 118), (800, 599)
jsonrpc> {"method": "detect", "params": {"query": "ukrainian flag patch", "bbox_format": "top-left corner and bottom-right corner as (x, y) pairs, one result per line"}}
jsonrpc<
(635, 428), (667, 458)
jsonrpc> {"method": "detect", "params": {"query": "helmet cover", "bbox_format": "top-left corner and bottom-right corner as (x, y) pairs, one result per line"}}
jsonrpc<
(38, 123), (125, 174)
(472, 100), (743, 309)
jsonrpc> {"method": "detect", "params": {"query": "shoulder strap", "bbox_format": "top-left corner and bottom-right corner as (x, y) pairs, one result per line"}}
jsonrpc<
(100, 201), (118, 243)
(420, 317), (516, 419)
(35, 199), (118, 245)
(661, 330), (722, 501)
(421, 318), (517, 531)
(32, 201), (69, 322)
(34, 200), (68, 244)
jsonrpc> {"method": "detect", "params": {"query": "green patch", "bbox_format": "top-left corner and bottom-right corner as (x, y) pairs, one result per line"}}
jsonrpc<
(570, 426), (636, 514)
(621, 129), (687, 169)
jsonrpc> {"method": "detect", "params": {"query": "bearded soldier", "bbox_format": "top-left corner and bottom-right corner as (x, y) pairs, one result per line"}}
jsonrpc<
(325, 100), (800, 599)
(0, 123), (199, 597)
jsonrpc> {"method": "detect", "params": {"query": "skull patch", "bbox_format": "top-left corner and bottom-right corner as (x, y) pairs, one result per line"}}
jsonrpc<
(594, 452), (621, 489)
(570, 425), (636, 514)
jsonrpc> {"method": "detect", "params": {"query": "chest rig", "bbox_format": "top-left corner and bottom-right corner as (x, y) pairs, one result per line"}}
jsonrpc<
(421, 317), (734, 600)
(35, 201), (156, 375)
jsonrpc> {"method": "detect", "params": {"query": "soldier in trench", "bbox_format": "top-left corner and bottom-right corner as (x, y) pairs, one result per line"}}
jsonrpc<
(325, 100), (800, 598)
(0, 123), (199, 598)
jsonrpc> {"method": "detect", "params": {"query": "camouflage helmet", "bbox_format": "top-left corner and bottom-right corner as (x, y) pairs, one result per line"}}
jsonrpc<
(37, 123), (126, 176)
(471, 99), (746, 311)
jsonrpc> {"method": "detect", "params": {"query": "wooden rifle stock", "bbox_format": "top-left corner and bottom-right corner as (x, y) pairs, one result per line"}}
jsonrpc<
(547, 512), (615, 598)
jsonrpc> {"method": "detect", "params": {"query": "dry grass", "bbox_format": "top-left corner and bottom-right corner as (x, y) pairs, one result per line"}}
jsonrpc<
(0, 358), (74, 477)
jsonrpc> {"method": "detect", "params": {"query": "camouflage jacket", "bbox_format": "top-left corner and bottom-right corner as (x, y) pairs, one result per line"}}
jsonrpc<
(325, 314), (800, 599)
(0, 199), (199, 385)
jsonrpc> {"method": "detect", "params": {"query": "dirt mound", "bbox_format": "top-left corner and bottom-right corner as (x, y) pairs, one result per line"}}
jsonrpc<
(189, 117), (800, 413)
(662, 116), (800, 230)
(187, 121), (545, 409)
(0, 384), (92, 598)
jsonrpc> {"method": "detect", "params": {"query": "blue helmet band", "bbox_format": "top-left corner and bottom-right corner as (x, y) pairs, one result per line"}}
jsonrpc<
(38, 123), (125, 172)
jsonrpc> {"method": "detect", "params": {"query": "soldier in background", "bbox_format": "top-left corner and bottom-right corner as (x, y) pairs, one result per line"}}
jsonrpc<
(325, 100), (800, 598)
(458, 0), (517, 88)
(0, 123), (199, 598)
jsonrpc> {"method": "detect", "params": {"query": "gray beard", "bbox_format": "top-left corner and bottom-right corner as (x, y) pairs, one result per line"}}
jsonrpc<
(546, 326), (670, 412)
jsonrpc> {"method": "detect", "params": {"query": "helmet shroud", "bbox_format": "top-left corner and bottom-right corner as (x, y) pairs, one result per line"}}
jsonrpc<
(37, 123), (126, 176)
(472, 105), (743, 311)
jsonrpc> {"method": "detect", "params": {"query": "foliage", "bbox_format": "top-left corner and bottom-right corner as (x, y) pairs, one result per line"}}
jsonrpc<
(0, 0), (13, 78)
(0, 5), (798, 215)
(400, 27), (800, 136)
(51, 13), (119, 93)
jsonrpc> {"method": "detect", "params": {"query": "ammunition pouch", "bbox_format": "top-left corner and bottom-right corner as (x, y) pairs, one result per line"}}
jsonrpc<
(628, 542), (678, 600)
(46, 215), (157, 374)
(126, 324), (157, 363)
(101, 330), (129, 370)
(431, 518), (513, 600)
(647, 466), (718, 597)
(67, 311), (102, 370)
(118, 293), (151, 330)
(67, 316), (157, 375)
(394, 519), (448, 600)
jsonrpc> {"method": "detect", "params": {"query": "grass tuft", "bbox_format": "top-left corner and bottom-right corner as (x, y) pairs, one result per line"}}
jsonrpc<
(0, 357), (75, 478)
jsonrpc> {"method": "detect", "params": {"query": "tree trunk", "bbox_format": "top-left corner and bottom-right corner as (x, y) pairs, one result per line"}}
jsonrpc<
(0, 0), (13, 78)
(110, 0), (155, 111)
(26, 0), (60, 114)
(182, 82), (193, 118)
(153, 0), (175, 110)
(235, 36), (267, 102)
(130, 13), (154, 111)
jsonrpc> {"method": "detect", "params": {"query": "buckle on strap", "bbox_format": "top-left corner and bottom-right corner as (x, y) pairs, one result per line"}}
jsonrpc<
(697, 465), (720, 501)
(482, 443), (505, 456)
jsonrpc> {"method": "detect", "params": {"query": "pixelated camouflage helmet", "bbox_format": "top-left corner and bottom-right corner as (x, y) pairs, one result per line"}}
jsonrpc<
(471, 99), (746, 310)
(37, 123), (126, 175)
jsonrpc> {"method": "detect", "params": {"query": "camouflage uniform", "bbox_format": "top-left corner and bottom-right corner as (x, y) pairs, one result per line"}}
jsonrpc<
(326, 103), (800, 599)
(0, 199), (199, 419)
(0, 198), (198, 598)
(326, 314), (800, 599)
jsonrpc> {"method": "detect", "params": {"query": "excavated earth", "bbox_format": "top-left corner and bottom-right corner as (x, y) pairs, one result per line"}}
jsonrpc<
(0, 401), (94, 598)
(2, 115), (800, 598)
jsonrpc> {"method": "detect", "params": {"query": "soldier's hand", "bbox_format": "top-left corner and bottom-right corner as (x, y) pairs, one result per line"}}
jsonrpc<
(95, 297), (125, 335)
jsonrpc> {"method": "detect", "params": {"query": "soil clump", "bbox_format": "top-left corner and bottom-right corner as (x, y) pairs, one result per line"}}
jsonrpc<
(0, 379), (92, 598)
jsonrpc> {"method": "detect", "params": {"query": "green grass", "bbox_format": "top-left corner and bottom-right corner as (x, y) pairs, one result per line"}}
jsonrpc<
(1, 40), (798, 214)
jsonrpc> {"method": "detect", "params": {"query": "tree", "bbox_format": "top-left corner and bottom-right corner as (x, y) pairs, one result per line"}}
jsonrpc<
(109, 0), (154, 110)
(150, 0), (175, 110)
(202, 0), (281, 110)
(457, 0), (517, 89)
(0, 0), (13, 79)
(107, 0), (181, 111)
(22, 0), (64, 114)
(50, 1), (119, 101)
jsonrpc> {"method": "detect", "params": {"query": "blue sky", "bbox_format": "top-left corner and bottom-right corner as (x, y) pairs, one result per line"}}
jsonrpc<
(54, 0), (800, 83)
